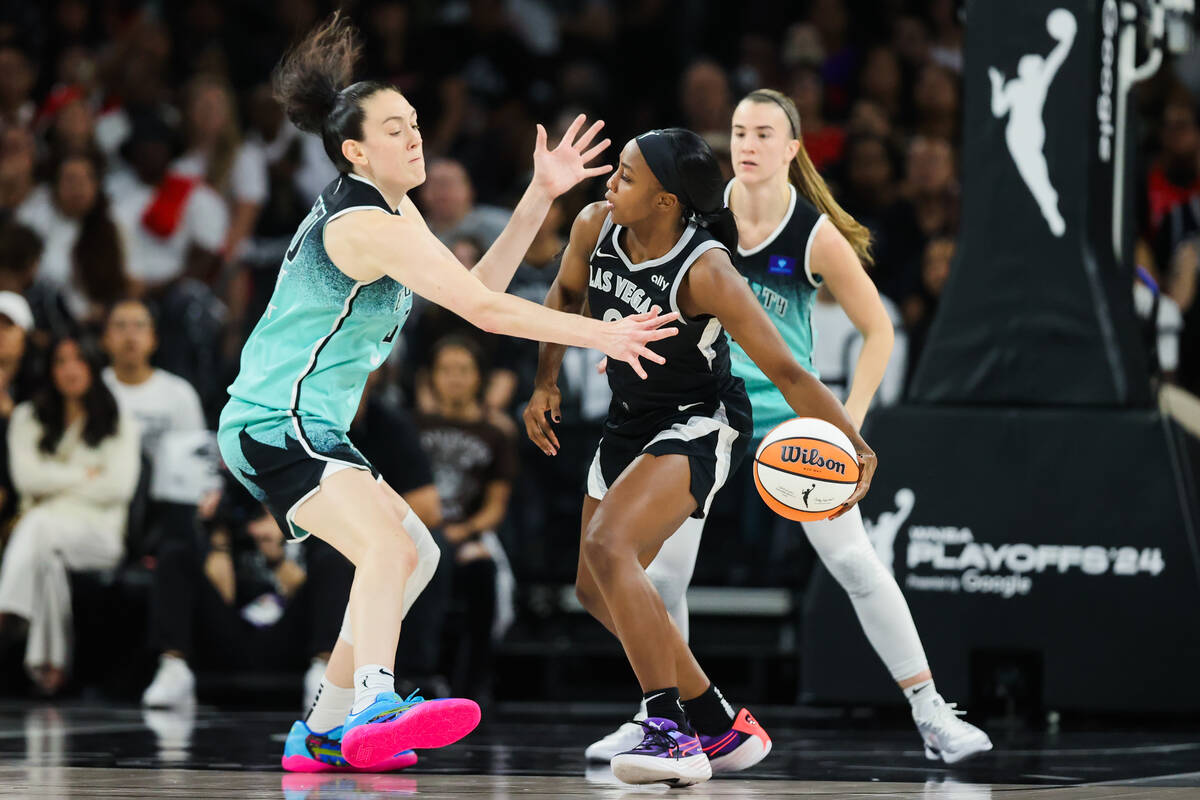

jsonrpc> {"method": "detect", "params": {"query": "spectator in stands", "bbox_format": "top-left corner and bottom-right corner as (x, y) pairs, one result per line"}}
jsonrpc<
(418, 337), (517, 704)
(0, 44), (36, 132)
(42, 88), (98, 158)
(173, 76), (268, 271)
(904, 235), (955, 389)
(788, 63), (844, 173)
(0, 291), (35, 526)
(903, 135), (959, 241)
(913, 64), (960, 141)
(102, 299), (215, 552)
(140, 491), (354, 709)
(858, 47), (904, 123)
(1146, 92), (1200, 239)
(106, 112), (228, 295)
(807, 0), (857, 118)
(0, 335), (139, 695)
(14, 151), (129, 332)
(0, 126), (38, 216)
(839, 134), (923, 304)
(679, 60), (733, 139)
(928, 0), (965, 73)
(418, 158), (511, 249)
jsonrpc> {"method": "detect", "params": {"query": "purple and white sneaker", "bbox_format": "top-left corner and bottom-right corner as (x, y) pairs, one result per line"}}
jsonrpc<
(610, 718), (711, 787)
(697, 707), (773, 773)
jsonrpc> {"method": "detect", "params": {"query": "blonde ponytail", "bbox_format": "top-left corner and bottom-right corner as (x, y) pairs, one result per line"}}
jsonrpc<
(745, 89), (874, 267)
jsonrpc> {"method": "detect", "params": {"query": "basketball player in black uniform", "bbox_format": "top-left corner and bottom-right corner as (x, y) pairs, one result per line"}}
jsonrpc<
(523, 129), (877, 786)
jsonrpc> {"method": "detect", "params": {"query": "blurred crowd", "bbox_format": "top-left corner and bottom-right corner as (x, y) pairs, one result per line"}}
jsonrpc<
(0, 0), (1194, 705)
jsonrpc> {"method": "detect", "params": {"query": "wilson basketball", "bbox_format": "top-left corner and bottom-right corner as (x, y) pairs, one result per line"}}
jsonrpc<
(754, 418), (861, 522)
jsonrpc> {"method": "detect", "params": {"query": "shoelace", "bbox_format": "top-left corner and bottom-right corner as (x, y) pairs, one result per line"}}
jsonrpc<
(398, 689), (425, 709)
(924, 702), (969, 735)
(630, 720), (681, 757)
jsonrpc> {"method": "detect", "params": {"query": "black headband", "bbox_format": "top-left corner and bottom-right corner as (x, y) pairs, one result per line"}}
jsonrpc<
(751, 93), (799, 138)
(636, 130), (694, 211)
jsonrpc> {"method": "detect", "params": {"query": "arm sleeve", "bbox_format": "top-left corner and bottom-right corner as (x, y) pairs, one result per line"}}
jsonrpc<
(8, 404), (88, 497)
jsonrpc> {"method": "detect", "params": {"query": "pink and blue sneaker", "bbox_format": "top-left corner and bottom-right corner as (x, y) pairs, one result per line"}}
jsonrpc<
(610, 718), (712, 787)
(340, 690), (481, 769)
(281, 720), (417, 773)
(696, 707), (773, 773)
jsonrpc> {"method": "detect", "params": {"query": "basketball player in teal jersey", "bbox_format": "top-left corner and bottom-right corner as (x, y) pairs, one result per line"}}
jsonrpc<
(586, 89), (992, 765)
(523, 128), (877, 786)
(217, 15), (680, 773)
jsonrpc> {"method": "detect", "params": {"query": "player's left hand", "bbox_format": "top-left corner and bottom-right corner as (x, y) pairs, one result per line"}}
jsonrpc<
(531, 114), (612, 199)
(829, 448), (877, 520)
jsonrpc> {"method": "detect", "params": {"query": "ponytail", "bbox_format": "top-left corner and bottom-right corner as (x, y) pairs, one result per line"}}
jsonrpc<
(744, 89), (874, 267)
(271, 12), (394, 172)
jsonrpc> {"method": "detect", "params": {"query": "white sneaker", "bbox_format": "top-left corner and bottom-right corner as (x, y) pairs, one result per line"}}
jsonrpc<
(585, 701), (647, 762)
(141, 655), (196, 709)
(302, 658), (327, 712)
(913, 694), (993, 764)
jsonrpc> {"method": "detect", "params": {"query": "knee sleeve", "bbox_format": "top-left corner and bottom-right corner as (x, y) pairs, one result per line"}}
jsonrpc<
(823, 540), (891, 598)
(400, 509), (441, 619)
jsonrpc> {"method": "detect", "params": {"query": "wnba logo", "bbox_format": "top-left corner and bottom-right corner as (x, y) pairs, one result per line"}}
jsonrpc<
(779, 446), (847, 475)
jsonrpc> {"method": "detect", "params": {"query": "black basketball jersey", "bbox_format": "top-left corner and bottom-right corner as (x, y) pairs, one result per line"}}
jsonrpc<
(587, 215), (741, 420)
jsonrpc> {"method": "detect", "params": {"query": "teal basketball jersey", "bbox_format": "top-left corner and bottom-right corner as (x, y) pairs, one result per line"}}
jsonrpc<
(225, 173), (414, 436)
(724, 182), (827, 439)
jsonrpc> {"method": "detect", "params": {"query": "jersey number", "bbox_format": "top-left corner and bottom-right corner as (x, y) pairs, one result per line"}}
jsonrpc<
(285, 197), (328, 264)
(382, 326), (398, 343)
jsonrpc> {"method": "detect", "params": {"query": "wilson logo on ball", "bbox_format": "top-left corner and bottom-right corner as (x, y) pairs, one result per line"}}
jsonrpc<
(777, 445), (848, 475)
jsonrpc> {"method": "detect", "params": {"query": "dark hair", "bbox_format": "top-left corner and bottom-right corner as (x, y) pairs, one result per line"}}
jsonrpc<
(742, 89), (874, 266)
(430, 335), (488, 400)
(33, 335), (121, 454)
(637, 128), (739, 251)
(51, 152), (130, 308)
(271, 12), (397, 173)
(0, 221), (43, 275)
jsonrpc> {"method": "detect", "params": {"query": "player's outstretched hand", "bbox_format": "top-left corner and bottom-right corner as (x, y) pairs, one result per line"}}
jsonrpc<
(829, 447), (877, 520)
(599, 309), (680, 380)
(523, 383), (563, 456)
(531, 114), (612, 199)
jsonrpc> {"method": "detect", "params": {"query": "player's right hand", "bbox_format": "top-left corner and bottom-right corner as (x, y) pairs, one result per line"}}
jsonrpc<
(829, 447), (877, 520)
(599, 309), (680, 380)
(524, 383), (563, 456)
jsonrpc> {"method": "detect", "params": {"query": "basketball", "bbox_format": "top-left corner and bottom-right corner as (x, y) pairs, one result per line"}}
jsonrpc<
(753, 418), (861, 522)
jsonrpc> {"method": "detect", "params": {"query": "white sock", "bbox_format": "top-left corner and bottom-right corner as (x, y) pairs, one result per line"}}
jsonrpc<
(305, 678), (356, 733)
(351, 665), (396, 714)
(904, 679), (938, 717)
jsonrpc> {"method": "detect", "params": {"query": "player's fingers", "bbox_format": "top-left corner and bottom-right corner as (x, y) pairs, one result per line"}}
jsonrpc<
(561, 113), (586, 148)
(638, 345), (666, 365)
(583, 164), (613, 178)
(643, 324), (680, 341)
(575, 119), (605, 151)
(580, 139), (611, 164)
(535, 123), (547, 154)
(626, 355), (648, 380)
(596, 356), (608, 374)
(645, 310), (681, 327)
(549, 393), (563, 424)
(531, 415), (557, 456)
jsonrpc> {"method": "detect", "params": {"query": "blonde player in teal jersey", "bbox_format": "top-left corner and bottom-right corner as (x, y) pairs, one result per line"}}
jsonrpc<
(218, 14), (681, 773)
(585, 89), (992, 766)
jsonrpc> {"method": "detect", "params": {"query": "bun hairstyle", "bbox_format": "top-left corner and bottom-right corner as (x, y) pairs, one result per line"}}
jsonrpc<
(742, 89), (874, 266)
(635, 128), (739, 252)
(271, 12), (397, 173)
